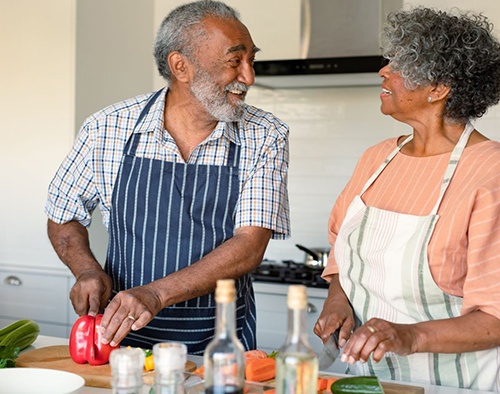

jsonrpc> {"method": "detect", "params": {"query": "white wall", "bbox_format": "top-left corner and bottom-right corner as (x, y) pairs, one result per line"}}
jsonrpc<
(0, 1), (76, 269)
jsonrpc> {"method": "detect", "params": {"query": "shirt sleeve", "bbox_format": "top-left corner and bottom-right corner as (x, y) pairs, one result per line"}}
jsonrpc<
(235, 116), (290, 240)
(45, 121), (99, 227)
(461, 181), (500, 320)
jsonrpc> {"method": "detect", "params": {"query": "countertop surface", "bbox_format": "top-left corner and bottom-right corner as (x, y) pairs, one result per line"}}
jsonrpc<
(29, 336), (493, 394)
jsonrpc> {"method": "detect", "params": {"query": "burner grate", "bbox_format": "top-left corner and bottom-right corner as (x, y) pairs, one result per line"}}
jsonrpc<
(250, 261), (329, 288)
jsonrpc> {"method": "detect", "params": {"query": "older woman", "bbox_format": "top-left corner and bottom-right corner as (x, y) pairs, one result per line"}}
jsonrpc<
(314, 7), (500, 391)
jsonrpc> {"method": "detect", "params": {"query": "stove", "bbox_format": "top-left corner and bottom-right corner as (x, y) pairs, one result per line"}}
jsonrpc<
(250, 260), (329, 289)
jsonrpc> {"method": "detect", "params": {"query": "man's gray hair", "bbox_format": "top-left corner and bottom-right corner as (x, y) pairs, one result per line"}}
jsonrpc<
(154, 0), (240, 82)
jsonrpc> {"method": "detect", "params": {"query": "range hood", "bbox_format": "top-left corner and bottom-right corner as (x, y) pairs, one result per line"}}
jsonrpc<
(253, 0), (402, 89)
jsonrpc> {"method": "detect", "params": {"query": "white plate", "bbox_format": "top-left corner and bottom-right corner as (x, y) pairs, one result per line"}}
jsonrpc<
(0, 368), (85, 394)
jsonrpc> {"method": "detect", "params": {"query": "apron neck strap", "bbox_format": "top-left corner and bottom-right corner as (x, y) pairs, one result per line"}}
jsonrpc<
(359, 134), (413, 196)
(359, 122), (475, 214)
(124, 89), (164, 156)
(430, 121), (474, 214)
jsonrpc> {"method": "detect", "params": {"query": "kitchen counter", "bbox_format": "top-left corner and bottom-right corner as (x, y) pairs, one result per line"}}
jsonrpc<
(30, 335), (493, 394)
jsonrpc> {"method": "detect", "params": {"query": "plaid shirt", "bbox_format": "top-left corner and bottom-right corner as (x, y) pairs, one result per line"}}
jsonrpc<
(45, 88), (290, 239)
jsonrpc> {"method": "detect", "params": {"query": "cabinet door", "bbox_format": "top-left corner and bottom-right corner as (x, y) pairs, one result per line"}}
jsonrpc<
(0, 270), (69, 325)
(254, 290), (323, 354)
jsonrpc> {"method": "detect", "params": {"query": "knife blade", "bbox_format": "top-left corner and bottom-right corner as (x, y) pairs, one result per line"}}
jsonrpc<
(318, 330), (340, 370)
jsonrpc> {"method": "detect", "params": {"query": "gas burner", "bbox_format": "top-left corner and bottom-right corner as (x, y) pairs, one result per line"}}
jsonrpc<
(250, 260), (329, 288)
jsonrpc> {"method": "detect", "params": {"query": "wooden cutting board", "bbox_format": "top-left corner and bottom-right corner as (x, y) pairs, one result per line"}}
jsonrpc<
(317, 374), (425, 394)
(16, 345), (197, 389)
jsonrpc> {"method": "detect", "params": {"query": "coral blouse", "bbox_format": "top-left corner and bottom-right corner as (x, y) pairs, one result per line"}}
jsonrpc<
(323, 137), (500, 320)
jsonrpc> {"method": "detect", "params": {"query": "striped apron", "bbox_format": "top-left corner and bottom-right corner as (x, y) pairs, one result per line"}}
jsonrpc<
(335, 122), (500, 390)
(105, 90), (256, 355)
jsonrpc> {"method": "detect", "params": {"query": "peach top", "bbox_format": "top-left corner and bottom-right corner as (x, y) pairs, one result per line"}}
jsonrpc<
(323, 136), (500, 320)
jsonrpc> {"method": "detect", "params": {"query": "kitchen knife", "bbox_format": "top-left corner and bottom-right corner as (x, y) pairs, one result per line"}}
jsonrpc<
(318, 330), (340, 370)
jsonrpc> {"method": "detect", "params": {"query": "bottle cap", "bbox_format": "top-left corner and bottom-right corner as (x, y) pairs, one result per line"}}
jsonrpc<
(215, 279), (236, 303)
(153, 342), (187, 372)
(287, 285), (307, 309)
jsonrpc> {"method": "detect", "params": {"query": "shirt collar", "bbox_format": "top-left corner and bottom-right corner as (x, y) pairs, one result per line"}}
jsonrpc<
(133, 87), (243, 146)
(133, 88), (167, 135)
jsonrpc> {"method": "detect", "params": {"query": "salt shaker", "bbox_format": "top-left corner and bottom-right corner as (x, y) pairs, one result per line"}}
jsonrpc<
(110, 347), (145, 394)
(153, 341), (187, 394)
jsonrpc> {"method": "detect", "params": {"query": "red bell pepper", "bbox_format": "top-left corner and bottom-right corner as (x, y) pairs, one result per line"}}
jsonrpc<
(69, 314), (118, 366)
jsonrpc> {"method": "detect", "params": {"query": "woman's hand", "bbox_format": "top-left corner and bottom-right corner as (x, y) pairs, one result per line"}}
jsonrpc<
(314, 274), (356, 348)
(340, 318), (420, 364)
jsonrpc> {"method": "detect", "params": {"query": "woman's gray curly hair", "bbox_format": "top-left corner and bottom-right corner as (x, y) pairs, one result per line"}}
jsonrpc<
(382, 7), (500, 122)
(154, 0), (240, 82)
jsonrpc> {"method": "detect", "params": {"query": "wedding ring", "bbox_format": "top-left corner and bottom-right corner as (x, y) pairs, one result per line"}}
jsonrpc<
(367, 325), (376, 334)
(127, 314), (136, 322)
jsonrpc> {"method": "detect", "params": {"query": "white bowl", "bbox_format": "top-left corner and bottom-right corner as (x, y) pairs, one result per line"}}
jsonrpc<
(0, 368), (85, 394)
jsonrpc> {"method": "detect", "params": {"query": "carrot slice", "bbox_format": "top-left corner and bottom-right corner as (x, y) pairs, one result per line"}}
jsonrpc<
(245, 357), (276, 382)
(326, 377), (340, 390)
(317, 377), (328, 391)
(193, 364), (205, 375)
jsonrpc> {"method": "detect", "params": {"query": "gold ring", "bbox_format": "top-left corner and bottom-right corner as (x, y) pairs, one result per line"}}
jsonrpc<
(367, 325), (376, 334)
(127, 314), (136, 321)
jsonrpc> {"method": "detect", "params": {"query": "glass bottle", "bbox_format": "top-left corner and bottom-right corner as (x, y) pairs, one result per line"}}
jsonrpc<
(275, 285), (319, 394)
(204, 279), (245, 394)
(153, 341), (187, 394)
(110, 347), (145, 394)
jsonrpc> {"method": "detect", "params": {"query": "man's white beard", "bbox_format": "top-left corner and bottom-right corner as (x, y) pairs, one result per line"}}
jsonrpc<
(190, 66), (247, 122)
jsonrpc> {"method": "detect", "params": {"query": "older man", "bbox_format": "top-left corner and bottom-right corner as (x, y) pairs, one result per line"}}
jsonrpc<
(45, 0), (290, 354)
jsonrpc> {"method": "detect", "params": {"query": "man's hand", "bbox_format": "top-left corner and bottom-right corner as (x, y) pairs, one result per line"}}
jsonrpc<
(99, 284), (163, 347)
(47, 219), (111, 316)
(71, 268), (113, 316)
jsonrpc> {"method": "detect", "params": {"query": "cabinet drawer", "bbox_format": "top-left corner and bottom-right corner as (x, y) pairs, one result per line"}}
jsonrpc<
(0, 270), (70, 324)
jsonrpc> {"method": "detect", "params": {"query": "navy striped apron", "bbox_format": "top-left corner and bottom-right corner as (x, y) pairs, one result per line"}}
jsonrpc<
(105, 90), (256, 354)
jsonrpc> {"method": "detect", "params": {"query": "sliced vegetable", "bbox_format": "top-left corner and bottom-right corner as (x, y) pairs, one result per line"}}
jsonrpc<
(69, 314), (119, 366)
(193, 349), (271, 380)
(144, 353), (154, 371)
(245, 357), (276, 382)
(330, 376), (384, 393)
(244, 349), (268, 361)
(325, 377), (340, 391)
(0, 319), (39, 351)
(193, 364), (205, 376)
(317, 377), (329, 391)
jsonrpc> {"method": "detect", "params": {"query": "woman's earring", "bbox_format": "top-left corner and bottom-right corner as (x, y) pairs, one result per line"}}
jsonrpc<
(427, 96), (432, 103)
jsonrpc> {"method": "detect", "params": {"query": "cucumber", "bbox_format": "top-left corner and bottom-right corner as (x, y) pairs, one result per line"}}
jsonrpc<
(331, 376), (384, 393)
(0, 319), (40, 351)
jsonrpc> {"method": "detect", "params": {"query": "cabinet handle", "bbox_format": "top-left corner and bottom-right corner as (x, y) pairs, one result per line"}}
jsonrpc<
(4, 275), (22, 286)
(306, 302), (317, 314)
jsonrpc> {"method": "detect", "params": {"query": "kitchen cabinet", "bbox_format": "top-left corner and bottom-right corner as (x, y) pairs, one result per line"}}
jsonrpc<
(0, 266), (78, 338)
(253, 282), (346, 373)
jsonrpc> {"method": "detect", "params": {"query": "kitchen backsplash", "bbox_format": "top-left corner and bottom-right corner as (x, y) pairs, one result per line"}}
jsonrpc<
(246, 85), (500, 263)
